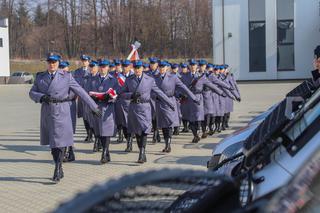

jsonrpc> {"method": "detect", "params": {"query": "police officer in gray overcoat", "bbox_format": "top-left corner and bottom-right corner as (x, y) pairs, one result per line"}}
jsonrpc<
(114, 59), (135, 152)
(179, 63), (190, 132)
(88, 59), (120, 164)
(85, 60), (101, 152)
(73, 55), (94, 142)
(120, 60), (175, 163)
(154, 61), (199, 153)
(223, 65), (241, 129)
(29, 53), (101, 183)
(180, 59), (226, 143)
(170, 63), (182, 135)
(58, 61), (77, 162)
(145, 57), (161, 143)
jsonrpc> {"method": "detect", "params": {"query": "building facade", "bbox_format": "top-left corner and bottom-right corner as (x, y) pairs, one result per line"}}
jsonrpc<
(0, 18), (10, 78)
(213, 0), (320, 80)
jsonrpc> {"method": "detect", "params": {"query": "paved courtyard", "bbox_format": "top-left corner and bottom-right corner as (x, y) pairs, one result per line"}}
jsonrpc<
(0, 82), (300, 213)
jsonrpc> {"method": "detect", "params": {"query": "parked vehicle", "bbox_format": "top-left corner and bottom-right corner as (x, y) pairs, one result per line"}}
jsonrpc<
(9, 71), (34, 84)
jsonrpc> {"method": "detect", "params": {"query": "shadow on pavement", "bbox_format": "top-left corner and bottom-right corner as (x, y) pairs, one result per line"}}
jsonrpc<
(0, 176), (55, 185)
(154, 155), (209, 167)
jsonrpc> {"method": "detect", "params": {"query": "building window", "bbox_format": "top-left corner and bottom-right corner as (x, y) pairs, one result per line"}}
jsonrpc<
(249, 0), (266, 72)
(0, 38), (3, 47)
(277, 0), (295, 71)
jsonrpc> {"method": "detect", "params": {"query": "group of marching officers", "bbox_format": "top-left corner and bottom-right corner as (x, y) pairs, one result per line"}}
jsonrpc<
(29, 53), (241, 183)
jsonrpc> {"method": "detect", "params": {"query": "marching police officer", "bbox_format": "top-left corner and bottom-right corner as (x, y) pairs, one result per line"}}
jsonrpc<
(223, 65), (241, 129)
(180, 59), (229, 143)
(146, 57), (161, 143)
(88, 59), (119, 164)
(120, 60), (175, 163)
(171, 63), (182, 135)
(58, 61), (77, 162)
(85, 60), (102, 152)
(179, 63), (190, 133)
(73, 55), (93, 142)
(29, 53), (101, 183)
(114, 60), (135, 152)
(154, 61), (199, 152)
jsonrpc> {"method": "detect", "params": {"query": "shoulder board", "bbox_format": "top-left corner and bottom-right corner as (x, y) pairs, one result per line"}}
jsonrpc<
(36, 71), (45, 76)
(127, 75), (135, 79)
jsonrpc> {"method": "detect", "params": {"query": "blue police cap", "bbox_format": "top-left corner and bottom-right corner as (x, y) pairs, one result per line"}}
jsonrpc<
(224, 64), (229, 69)
(122, 59), (131, 66)
(149, 57), (159, 64)
(198, 59), (207, 66)
(143, 63), (150, 68)
(171, 63), (179, 69)
(80, 54), (91, 61)
(188, 59), (198, 65)
(58, 61), (70, 69)
(113, 59), (121, 65)
(206, 63), (214, 69)
(99, 59), (110, 66)
(133, 60), (143, 68)
(158, 60), (167, 67)
(109, 63), (115, 68)
(89, 60), (99, 67)
(218, 65), (224, 70)
(46, 53), (61, 62)
(180, 63), (188, 68)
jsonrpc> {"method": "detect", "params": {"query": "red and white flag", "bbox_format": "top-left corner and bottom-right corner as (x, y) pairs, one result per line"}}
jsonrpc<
(89, 89), (117, 101)
(127, 41), (141, 61)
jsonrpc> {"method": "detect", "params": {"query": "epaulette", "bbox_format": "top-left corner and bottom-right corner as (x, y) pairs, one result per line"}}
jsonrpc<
(311, 70), (320, 81)
(36, 71), (45, 76)
(127, 75), (135, 79)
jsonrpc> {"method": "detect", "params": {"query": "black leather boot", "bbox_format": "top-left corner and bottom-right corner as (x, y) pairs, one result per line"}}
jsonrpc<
(217, 121), (222, 133)
(166, 138), (172, 153)
(221, 115), (226, 131)
(100, 137), (111, 164)
(138, 135), (147, 163)
(93, 137), (99, 152)
(137, 147), (145, 163)
(162, 137), (169, 152)
(125, 136), (133, 152)
(225, 113), (230, 128)
(117, 128), (124, 143)
(156, 129), (161, 143)
(191, 123), (200, 143)
(62, 147), (68, 162)
(208, 117), (215, 135)
(152, 130), (157, 143)
(173, 127), (180, 135)
(201, 121), (208, 138)
(67, 146), (75, 162)
(181, 120), (189, 133)
(52, 148), (63, 183)
(88, 128), (94, 143)
(84, 119), (90, 142)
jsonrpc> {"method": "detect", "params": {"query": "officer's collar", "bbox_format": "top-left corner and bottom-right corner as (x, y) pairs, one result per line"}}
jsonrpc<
(99, 73), (109, 78)
(47, 70), (57, 76)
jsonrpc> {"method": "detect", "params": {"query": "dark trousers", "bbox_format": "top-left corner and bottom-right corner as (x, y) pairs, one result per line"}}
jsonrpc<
(201, 114), (211, 133)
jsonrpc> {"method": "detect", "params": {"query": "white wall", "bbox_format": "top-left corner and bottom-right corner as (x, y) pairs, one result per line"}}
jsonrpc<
(213, 0), (320, 80)
(0, 19), (10, 77)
